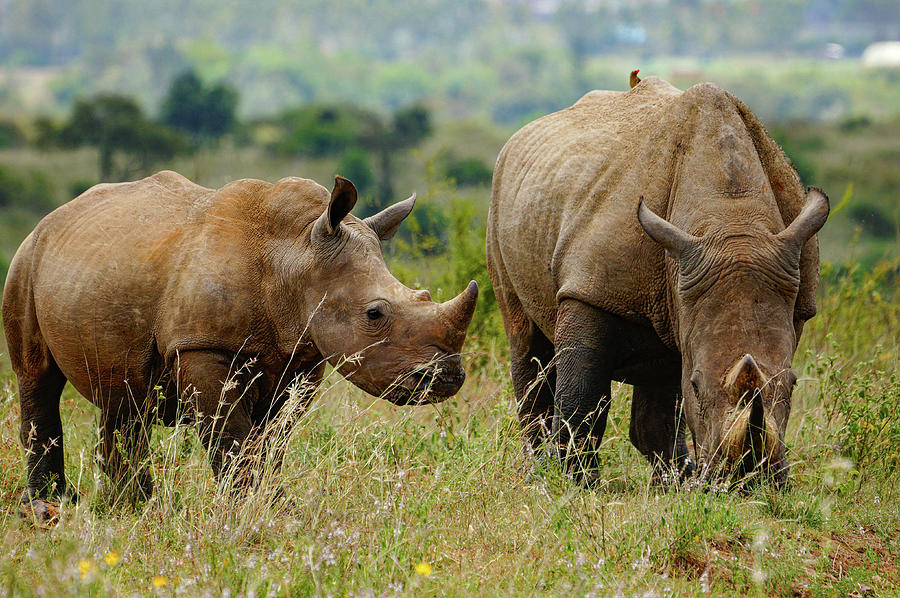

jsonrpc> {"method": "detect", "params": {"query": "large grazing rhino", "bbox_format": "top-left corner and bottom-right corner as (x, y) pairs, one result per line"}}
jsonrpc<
(487, 76), (828, 487)
(3, 171), (478, 507)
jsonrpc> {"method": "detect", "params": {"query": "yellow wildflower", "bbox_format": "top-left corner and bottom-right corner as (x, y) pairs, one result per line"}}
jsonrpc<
(104, 551), (120, 566)
(414, 561), (433, 576)
(78, 559), (93, 579)
(152, 575), (168, 588)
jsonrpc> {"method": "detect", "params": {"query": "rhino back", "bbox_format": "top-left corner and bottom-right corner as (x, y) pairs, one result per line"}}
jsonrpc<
(22, 171), (297, 402)
(490, 77), (685, 341)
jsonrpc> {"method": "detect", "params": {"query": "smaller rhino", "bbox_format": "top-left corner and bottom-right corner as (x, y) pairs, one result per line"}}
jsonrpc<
(2, 171), (478, 508)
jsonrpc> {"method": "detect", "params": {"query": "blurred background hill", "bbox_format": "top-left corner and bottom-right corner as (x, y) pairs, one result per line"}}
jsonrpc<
(0, 0), (898, 288)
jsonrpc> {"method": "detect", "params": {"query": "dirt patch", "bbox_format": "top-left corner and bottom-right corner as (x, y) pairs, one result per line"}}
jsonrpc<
(664, 538), (740, 588)
(827, 529), (898, 579)
(792, 527), (899, 597)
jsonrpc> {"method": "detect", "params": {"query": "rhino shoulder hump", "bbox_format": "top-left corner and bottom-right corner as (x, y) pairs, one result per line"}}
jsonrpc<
(681, 81), (736, 112)
(574, 89), (622, 107)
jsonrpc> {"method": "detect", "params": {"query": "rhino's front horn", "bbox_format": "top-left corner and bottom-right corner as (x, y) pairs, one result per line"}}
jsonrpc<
(440, 280), (479, 334)
(746, 386), (779, 464)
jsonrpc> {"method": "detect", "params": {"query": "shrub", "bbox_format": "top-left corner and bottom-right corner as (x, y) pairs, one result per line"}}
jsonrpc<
(69, 178), (95, 199)
(0, 120), (25, 148)
(443, 157), (493, 187)
(271, 105), (378, 157)
(832, 367), (900, 477)
(849, 203), (895, 239)
(336, 147), (374, 199)
(0, 165), (55, 213)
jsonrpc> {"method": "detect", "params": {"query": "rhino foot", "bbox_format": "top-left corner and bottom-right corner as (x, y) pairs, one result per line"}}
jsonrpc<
(17, 498), (61, 526)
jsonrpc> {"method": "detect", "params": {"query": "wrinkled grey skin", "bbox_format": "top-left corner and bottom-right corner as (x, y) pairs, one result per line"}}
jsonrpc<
(2, 171), (478, 505)
(487, 76), (827, 487)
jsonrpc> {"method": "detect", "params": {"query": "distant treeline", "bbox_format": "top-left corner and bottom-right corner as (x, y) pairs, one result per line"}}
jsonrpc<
(2, 1), (900, 122)
(0, 67), (494, 215)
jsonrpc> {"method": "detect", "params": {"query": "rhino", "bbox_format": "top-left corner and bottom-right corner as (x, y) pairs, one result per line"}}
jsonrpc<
(487, 76), (828, 487)
(2, 171), (478, 508)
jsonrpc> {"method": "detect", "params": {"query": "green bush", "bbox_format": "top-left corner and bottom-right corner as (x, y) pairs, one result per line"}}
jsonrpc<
(337, 147), (374, 198)
(69, 178), (95, 199)
(270, 105), (378, 157)
(0, 165), (56, 213)
(443, 157), (493, 187)
(849, 203), (895, 239)
(0, 120), (25, 148)
(805, 259), (900, 477)
(831, 367), (900, 477)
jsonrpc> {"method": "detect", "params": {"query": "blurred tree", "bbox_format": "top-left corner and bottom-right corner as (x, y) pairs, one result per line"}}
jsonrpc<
(443, 157), (493, 188)
(272, 104), (378, 156)
(357, 104), (432, 210)
(0, 165), (55, 213)
(337, 147), (375, 198)
(554, 2), (615, 93)
(33, 117), (61, 150)
(160, 69), (238, 145)
(0, 120), (25, 148)
(270, 102), (432, 211)
(57, 94), (186, 181)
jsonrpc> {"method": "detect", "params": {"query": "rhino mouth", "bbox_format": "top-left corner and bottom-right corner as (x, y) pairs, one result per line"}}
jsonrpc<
(696, 442), (789, 490)
(383, 357), (466, 406)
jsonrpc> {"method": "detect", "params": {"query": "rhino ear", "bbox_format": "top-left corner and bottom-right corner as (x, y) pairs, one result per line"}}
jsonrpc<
(776, 186), (829, 251)
(363, 192), (416, 241)
(314, 175), (358, 237)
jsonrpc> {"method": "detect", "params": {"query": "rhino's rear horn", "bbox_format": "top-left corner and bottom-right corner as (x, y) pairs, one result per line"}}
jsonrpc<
(364, 192), (416, 241)
(314, 175), (358, 237)
(636, 197), (698, 259)
(440, 280), (479, 334)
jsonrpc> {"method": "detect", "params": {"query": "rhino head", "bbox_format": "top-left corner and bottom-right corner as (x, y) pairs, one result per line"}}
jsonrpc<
(302, 176), (478, 405)
(638, 187), (829, 486)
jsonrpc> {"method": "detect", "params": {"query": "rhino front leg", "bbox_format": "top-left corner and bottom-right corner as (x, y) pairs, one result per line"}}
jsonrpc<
(553, 300), (614, 484)
(630, 385), (695, 484)
(175, 350), (257, 486)
(247, 364), (324, 478)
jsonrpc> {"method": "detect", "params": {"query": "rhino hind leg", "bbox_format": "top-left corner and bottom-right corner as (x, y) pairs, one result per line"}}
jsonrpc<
(509, 323), (556, 453)
(553, 300), (616, 485)
(99, 410), (154, 502)
(17, 362), (69, 502)
(629, 385), (695, 485)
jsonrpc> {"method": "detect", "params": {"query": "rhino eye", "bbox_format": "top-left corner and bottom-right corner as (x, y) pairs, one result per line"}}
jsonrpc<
(366, 308), (383, 321)
(690, 371), (701, 396)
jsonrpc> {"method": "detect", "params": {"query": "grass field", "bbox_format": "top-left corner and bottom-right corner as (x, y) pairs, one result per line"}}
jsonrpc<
(1, 247), (898, 596)
(1, 102), (899, 596)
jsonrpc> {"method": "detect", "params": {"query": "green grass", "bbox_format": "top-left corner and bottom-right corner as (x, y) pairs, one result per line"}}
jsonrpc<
(1, 255), (898, 597)
(0, 110), (898, 596)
